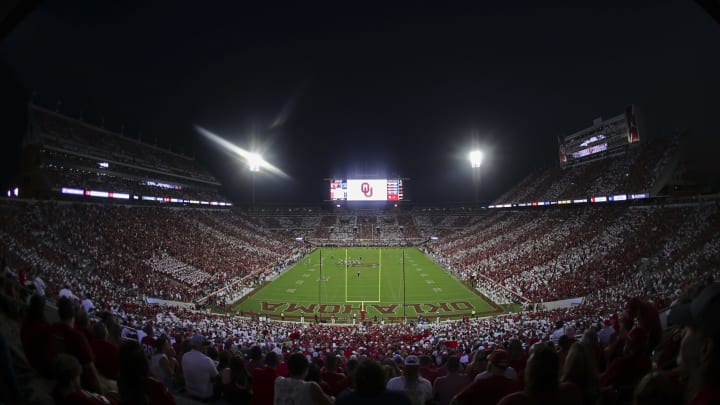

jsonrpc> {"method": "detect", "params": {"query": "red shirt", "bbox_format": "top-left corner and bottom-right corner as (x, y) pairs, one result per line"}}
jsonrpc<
(90, 340), (119, 380)
(50, 322), (94, 365)
(251, 367), (278, 405)
(601, 353), (652, 388)
(454, 375), (520, 405)
(141, 336), (156, 359)
(498, 382), (583, 405)
(143, 377), (175, 405)
(321, 371), (349, 397)
(21, 320), (52, 375)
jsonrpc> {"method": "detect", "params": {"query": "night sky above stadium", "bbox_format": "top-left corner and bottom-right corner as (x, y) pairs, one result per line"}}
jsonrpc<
(1, 1), (719, 203)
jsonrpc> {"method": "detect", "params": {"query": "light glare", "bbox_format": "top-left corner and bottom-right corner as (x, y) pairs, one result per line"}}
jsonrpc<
(469, 150), (483, 168)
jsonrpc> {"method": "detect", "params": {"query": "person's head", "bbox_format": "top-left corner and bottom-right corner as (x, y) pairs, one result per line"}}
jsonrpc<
(52, 354), (82, 395)
(190, 334), (208, 352)
(561, 343), (600, 403)
(249, 345), (262, 361)
(324, 352), (339, 372)
(419, 355), (432, 367)
(354, 360), (387, 396)
(264, 351), (279, 368)
(92, 322), (108, 341)
(558, 335), (572, 351)
(75, 308), (89, 328)
(581, 328), (599, 346)
(524, 343), (560, 397)
(305, 362), (322, 383)
(56, 296), (76, 323)
(445, 356), (461, 374)
(26, 294), (46, 323)
(668, 282), (720, 396)
(625, 297), (642, 318)
(287, 352), (309, 378)
(230, 355), (250, 384)
(118, 341), (150, 404)
(487, 349), (510, 374)
(155, 335), (170, 354)
(633, 371), (683, 405)
(403, 355), (420, 381)
(507, 338), (524, 360)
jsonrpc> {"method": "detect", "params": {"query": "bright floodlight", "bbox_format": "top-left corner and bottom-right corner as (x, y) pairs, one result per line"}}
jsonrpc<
(469, 150), (483, 168)
(248, 153), (262, 172)
(194, 126), (290, 179)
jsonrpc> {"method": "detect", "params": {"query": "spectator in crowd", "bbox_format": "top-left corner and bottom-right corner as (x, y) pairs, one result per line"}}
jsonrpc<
(507, 339), (528, 384)
(246, 345), (264, 371)
(182, 334), (219, 401)
(419, 354), (439, 384)
(58, 284), (78, 301)
(432, 356), (470, 405)
(274, 352), (333, 405)
(451, 350), (520, 405)
(561, 342), (601, 405)
(251, 351), (279, 405)
(52, 353), (114, 405)
(668, 282), (720, 405)
(498, 343), (582, 405)
(222, 355), (252, 405)
(20, 294), (52, 376)
(0, 330), (19, 404)
(624, 297), (662, 350)
(601, 327), (652, 396)
(89, 322), (119, 381)
(597, 320), (615, 348)
(50, 296), (102, 393)
(335, 359), (412, 405)
(321, 352), (348, 397)
(633, 371), (683, 405)
(140, 325), (156, 360)
(581, 328), (606, 373)
(117, 340), (175, 405)
(149, 335), (178, 391)
(386, 355), (433, 405)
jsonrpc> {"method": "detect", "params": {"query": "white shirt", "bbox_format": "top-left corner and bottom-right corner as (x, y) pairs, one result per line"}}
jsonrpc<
(182, 349), (219, 399)
(386, 375), (433, 405)
(59, 288), (78, 300)
(82, 298), (94, 314)
(274, 377), (315, 405)
(474, 367), (518, 381)
(33, 277), (46, 296)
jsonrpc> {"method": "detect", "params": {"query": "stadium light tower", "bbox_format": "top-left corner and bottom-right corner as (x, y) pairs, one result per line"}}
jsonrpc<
(469, 149), (483, 203)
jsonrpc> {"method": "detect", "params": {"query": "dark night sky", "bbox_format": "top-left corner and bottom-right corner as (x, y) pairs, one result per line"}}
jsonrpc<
(1, 1), (718, 203)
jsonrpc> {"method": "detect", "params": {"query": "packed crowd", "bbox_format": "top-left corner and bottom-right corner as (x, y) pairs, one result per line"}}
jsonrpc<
(1, 257), (718, 404)
(494, 135), (678, 204)
(425, 204), (720, 303)
(0, 201), (307, 305)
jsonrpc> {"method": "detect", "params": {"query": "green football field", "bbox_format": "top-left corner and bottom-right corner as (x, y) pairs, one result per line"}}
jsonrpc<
(233, 247), (502, 323)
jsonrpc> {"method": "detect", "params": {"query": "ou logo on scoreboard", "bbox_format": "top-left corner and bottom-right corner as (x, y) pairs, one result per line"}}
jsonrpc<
(361, 182), (373, 197)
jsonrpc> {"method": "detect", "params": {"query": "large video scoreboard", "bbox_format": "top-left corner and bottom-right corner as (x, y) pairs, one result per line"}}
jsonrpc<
(559, 105), (640, 167)
(330, 179), (404, 201)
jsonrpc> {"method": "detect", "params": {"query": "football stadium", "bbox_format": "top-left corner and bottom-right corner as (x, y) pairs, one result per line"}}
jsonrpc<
(1, 2), (720, 405)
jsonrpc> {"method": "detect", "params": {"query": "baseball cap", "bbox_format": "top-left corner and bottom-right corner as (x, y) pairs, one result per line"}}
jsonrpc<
(404, 355), (419, 366)
(190, 334), (208, 346)
(487, 349), (510, 368)
(668, 283), (720, 337)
